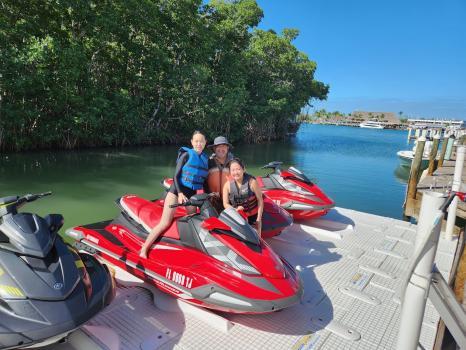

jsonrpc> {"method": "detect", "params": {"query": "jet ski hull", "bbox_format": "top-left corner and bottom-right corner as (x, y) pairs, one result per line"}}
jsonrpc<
(257, 177), (335, 220)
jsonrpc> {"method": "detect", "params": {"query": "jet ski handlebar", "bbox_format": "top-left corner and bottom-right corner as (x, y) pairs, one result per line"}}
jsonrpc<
(0, 191), (52, 216)
(169, 193), (215, 208)
(18, 191), (52, 204)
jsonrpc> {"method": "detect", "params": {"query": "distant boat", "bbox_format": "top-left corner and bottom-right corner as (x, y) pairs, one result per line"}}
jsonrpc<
(397, 150), (429, 168)
(397, 140), (432, 168)
(359, 121), (384, 129)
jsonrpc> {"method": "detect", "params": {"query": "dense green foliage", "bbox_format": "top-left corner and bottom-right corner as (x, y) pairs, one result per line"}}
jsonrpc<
(0, 0), (328, 151)
(297, 109), (345, 122)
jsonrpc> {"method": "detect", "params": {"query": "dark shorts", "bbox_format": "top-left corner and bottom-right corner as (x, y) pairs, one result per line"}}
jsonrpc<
(247, 213), (258, 225)
(168, 183), (196, 198)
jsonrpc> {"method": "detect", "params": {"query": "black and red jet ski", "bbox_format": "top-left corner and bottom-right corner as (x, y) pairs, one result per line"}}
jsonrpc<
(160, 179), (292, 238)
(66, 193), (303, 314)
(0, 192), (115, 349)
(258, 161), (335, 220)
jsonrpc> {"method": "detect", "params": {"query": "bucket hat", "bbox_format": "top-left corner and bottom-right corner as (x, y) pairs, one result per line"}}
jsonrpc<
(208, 136), (233, 149)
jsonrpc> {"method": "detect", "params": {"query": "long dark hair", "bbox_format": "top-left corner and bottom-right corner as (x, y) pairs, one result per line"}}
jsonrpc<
(227, 157), (245, 169)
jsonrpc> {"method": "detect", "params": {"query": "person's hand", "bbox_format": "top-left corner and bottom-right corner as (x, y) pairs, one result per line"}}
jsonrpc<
(178, 193), (188, 204)
(211, 192), (220, 198)
(236, 206), (245, 212)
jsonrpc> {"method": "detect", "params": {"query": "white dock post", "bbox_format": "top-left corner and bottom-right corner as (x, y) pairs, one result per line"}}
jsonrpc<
(407, 128), (412, 142)
(445, 146), (465, 240)
(396, 192), (445, 350)
(445, 137), (455, 161)
(415, 129), (421, 138)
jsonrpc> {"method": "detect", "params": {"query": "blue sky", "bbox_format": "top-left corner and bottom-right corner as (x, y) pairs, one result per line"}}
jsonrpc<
(256, 0), (466, 119)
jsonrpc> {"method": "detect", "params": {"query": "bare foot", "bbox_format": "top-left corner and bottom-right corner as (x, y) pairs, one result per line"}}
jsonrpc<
(139, 248), (148, 259)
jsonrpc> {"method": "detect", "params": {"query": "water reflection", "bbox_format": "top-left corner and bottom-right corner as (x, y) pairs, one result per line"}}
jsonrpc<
(394, 165), (410, 184)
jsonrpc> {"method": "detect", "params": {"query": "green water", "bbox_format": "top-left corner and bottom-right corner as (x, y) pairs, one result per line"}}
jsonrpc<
(0, 124), (411, 230)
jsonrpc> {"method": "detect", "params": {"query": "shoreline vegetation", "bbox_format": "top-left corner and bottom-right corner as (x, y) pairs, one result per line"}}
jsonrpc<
(297, 109), (408, 129)
(0, 0), (329, 152)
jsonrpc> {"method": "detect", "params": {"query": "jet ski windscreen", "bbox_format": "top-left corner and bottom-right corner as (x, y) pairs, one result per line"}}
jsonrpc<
(218, 208), (260, 246)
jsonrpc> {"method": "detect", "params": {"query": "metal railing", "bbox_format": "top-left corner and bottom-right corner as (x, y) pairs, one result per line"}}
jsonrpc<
(397, 146), (466, 349)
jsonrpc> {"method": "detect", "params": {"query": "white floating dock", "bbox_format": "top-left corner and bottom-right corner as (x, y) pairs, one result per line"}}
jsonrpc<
(46, 207), (460, 350)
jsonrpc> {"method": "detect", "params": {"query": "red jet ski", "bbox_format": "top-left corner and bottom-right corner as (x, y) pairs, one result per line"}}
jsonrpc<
(66, 193), (303, 314)
(160, 179), (292, 238)
(163, 161), (334, 221)
(258, 161), (335, 220)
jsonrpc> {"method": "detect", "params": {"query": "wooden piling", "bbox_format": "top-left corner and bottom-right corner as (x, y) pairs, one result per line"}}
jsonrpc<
(407, 128), (412, 142)
(404, 137), (426, 215)
(437, 136), (449, 168)
(427, 136), (440, 175)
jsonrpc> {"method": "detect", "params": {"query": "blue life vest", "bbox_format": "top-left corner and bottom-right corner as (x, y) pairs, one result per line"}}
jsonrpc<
(178, 147), (208, 190)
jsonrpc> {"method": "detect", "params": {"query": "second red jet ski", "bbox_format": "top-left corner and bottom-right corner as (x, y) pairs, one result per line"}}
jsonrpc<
(258, 161), (335, 220)
(161, 178), (292, 238)
(162, 161), (334, 222)
(66, 193), (303, 314)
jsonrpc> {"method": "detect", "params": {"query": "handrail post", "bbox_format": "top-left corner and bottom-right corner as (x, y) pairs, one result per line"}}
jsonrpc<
(396, 192), (445, 350)
(437, 136), (449, 168)
(445, 136), (455, 161)
(445, 145), (465, 240)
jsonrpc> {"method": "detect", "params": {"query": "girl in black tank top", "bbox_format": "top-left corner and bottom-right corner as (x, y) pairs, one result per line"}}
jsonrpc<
(222, 158), (264, 237)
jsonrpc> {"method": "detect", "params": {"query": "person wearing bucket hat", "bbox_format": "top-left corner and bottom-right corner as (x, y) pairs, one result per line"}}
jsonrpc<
(205, 136), (234, 210)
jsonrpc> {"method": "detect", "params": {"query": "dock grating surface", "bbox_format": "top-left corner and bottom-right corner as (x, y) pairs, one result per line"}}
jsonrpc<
(45, 207), (459, 350)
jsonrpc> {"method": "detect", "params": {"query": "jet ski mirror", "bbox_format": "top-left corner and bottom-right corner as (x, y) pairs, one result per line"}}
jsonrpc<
(0, 191), (52, 217)
(261, 161), (283, 172)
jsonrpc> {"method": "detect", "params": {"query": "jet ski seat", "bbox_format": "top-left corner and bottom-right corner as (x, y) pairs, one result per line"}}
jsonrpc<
(119, 196), (181, 240)
(257, 176), (281, 190)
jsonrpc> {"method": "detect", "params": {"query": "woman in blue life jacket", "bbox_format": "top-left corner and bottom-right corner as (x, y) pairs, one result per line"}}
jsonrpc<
(222, 158), (264, 237)
(140, 131), (208, 258)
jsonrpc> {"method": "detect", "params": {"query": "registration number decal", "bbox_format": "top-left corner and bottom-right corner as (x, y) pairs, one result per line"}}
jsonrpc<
(166, 268), (193, 289)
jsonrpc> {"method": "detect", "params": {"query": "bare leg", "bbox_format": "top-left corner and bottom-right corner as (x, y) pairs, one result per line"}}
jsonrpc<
(139, 192), (177, 258)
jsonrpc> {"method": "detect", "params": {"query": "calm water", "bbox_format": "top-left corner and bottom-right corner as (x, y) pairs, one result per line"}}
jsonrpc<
(0, 124), (411, 230)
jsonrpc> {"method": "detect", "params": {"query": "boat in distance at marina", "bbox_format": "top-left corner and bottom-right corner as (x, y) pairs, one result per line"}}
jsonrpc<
(359, 121), (384, 129)
(397, 139), (433, 168)
(397, 150), (429, 168)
